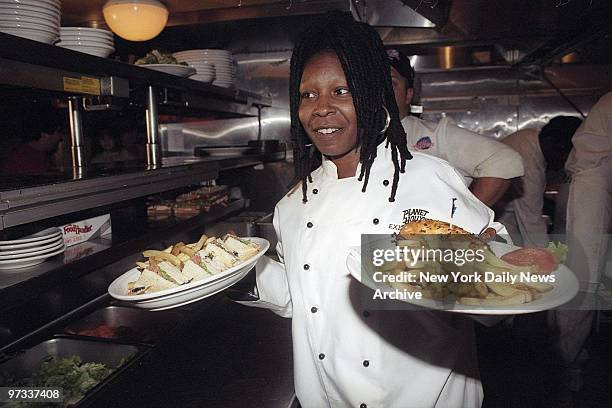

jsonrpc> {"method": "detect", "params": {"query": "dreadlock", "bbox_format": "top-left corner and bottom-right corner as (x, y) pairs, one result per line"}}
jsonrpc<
(289, 11), (412, 203)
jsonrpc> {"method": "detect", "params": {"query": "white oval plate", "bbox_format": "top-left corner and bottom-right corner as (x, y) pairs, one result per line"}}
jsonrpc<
(108, 237), (269, 302)
(0, 244), (64, 270)
(124, 265), (255, 311)
(0, 227), (61, 245)
(0, 240), (64, 259)
(138, 64), (196, 77)
(347, 239), (579, 315)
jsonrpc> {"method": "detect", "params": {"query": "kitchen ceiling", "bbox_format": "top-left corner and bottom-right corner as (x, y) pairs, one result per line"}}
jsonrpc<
(61, 0), (610, 69)
(61, 0), (299, 26)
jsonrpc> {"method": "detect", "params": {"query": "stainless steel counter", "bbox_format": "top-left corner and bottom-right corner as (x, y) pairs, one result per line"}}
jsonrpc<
(80, 295), (294, 408)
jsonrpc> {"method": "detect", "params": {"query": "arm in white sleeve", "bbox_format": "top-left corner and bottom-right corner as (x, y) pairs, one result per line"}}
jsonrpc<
(511, 159), (549, 247)
(234, 207), (293, 318)
(566, 92), (612, 174)
(441, 120), (525, 179)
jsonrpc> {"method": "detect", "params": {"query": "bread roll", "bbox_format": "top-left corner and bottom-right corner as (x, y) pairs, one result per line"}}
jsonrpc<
(399, 219), (469, 237)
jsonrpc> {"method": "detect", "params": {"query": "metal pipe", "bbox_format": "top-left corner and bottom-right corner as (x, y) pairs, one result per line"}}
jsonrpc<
(145, 86), (162, 167)
(67, 97), (86, 170)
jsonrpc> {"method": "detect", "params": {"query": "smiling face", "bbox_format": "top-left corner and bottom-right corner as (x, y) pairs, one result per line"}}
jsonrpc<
(298, 51), (359, 164)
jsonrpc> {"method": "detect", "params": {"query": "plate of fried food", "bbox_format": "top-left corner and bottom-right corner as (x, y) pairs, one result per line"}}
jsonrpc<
(108, 234), (269, 311)
(347, 219), (578, 315)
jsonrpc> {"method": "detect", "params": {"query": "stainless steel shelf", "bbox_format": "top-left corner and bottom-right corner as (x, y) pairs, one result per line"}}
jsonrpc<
(0, 32), (271, 110)
(0, 160), (216, 229)
(0, 155), (268, 230)
(0, 198), (248, 316)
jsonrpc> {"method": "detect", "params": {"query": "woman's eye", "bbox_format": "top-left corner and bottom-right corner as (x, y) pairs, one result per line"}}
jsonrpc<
(335, 87), (350, 96)
(301, 91), (316, 99)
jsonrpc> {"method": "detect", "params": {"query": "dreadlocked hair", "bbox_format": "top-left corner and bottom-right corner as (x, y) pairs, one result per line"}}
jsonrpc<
(289, 11), (412, 203)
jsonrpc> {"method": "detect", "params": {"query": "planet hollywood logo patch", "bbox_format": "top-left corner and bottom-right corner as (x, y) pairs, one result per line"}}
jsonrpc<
(403, 208), (430, 223)
(414, 136), (434, 150)
(387, 208), (430, 231)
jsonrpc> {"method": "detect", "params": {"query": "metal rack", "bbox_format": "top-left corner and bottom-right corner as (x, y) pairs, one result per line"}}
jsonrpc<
(0, 32), (271, 168)
(0, 32), (273, 230)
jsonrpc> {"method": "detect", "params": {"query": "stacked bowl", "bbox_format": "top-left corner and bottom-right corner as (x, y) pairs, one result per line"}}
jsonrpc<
(0, 228), (65, 270)
(174, 49), (236, 87)
(0, 0), (61, 44)
(58, 27), (115, 58)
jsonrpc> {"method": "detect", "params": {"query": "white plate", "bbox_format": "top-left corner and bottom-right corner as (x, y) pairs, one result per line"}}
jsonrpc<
(0, 13), (58, 25)
(0, 4), (60, 18)
(0, 235), (62, 251)
(0, 0), (60, 13)
(190, 76), (214, 83)
(0, 20), (58, 33)
(174, 49), (231, 55)
(59, 45), (114, 57)
(108, 237), (269, 302)
(57, 40), (114, 48)
(59, 36), (114, 45)
(127, 265), (254, 311)
(0, 27), (57, 42)
(175, 57), (232, 63)
(0, 239), (64, 258)
(0, 244), (64, 270)
(347, 239), (579, 315)
(0, 227), (61, 245)
(138, 64), (196, 77)
(60, 27), (113, 37)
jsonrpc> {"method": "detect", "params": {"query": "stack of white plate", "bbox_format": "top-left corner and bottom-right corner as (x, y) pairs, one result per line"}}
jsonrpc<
(0, 0), (61, 44)
(0, 227), (65, 270)
(173, 49), (236, 87)
(57, 27), (115, 58)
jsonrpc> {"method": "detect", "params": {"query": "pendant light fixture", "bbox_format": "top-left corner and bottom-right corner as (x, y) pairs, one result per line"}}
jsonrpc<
(102, 0), (169, 42)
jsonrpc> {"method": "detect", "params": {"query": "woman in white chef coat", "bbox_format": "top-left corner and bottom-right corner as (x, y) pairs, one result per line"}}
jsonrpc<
(236, 12), (504, 408)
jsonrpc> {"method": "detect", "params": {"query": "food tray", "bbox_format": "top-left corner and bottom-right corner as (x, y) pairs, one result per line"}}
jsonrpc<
(63, 306), (181, 344)
(0, 338), (139, 397)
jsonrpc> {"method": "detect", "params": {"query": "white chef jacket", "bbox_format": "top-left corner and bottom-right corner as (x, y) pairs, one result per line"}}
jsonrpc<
(498, 129), (549, 247)
(565, 92), (612, 291)
(241, 142), (506, 408)
(402, 116), (524, 184)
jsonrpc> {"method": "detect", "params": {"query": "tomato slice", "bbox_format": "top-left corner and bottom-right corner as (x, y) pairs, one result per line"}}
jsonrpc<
(501, 247), (559, 275)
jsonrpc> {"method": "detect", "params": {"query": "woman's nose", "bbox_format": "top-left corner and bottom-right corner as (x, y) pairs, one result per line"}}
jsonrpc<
(313, 96), (335, 117)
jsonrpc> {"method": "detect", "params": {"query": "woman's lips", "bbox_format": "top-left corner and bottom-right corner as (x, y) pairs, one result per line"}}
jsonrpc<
(311, 126), (344, 141)
(315, 127), (341, 134)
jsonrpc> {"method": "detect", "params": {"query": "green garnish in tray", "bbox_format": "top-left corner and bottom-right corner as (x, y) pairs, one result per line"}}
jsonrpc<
(135, 49), (187, 66)
(1, 355), (126, 407)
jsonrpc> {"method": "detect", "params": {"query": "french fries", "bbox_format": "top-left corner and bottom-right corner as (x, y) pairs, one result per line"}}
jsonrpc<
(375, 240), (556, 308)
(143, 250), (182, 267)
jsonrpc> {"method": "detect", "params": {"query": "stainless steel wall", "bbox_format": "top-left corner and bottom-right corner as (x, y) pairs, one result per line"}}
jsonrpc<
(159, 14), (610, 152)
(418, 65), (610, 139)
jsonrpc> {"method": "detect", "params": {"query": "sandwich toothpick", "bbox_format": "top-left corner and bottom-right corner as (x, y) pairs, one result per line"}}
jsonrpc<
(450, 198), (457, 228)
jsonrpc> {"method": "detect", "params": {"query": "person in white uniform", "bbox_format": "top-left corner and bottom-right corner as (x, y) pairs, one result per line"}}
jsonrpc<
(498, 116), (582, 247)
(386, 49), (524, 207)
(547, 92), (612, 395)
(235, 13), (505, 408)
(565, 91), (612, 293)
